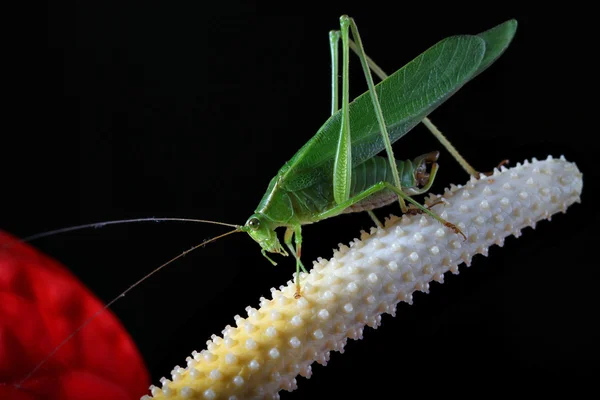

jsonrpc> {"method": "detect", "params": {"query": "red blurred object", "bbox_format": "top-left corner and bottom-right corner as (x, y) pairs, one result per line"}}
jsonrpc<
(0, 231), (150, 400)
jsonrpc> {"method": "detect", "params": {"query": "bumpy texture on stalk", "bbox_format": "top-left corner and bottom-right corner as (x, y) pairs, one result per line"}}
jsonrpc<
(143, 156), (582, 400)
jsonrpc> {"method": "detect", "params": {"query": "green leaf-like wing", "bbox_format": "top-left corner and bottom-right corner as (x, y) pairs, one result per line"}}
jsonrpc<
(280, 20), (516, 192)
(474, 19), (518, 77)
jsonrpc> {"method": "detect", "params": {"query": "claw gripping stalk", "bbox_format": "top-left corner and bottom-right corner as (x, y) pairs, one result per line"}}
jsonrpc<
(143, 156), (582, 400)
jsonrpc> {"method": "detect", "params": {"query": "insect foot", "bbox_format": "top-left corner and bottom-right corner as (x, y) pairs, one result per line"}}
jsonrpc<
(444, 221), (467, 241)
(142, 155), (582, 400)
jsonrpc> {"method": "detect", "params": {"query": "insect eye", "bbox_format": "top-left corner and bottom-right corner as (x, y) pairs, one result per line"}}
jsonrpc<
(248, 217), (260, 230)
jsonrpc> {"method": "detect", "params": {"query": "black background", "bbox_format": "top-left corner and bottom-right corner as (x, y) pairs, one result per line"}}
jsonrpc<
(3, 3), (599, 399)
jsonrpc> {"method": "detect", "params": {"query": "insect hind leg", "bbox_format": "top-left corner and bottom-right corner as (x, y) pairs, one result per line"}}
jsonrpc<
(341, 15), (408, 213)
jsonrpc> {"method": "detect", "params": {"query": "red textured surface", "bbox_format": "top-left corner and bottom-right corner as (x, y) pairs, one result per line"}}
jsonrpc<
(0, 231), (150, 399)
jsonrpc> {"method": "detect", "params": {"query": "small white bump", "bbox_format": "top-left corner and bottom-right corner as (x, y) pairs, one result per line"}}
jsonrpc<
(209, 369), (221, 380)
(368, 256), (382, 267)
(510, 171), (519, 179)
(372, 239), (384, 249)
(162, 387), (173, 396)
(494, 214), (504, 223)
(151, 386), (161, 396)
(366, 294), (376, 304)
(474, 215), (485, 225)
(387, 261), (398, 271)
(245, 338), (257, 350)
(244, 323), (256, 333)
(180, 387), (193, 398)
(347, 281), (358, 293)
(265, 326), (277, 337)
(318, 309), (330, 320)
(429, 246), (440, 255)
(368, 273), (378, 283)
(249, 360), (260, 370)
(483, 186), (492, 195)
(291, 315), (303, 326)
(403, 271), (415, 282)
(391, 242), (404, 252)
(500, 197), (510, 206)
(519, 191), (529, 199)
(233, 376), (244, 386)
(526, 177), (534, 185)
(313, 329), (324, 339)
(459, 204), (469, 213)
(452, 240), (461, 249)
(462, 190), (470, 198)
(271, 310), (281, 320)
(385, 283), (397, 294)
(269, 348), (280, 359)
(480, 200), (490, 210)
(409, 252), (419, 262)
(322, 291), (334, 301)
(423, 265), (433, 275)
(502, 182), (512, 190)
(225, 353), (237, 364)
(296, 297), (309, 308)
(224, 338), (236, 348)
(395, 226), (405, 236)
(413, 232), (424, 242)
(204, 389), (216, 400)
(190, 369), (200, 378)
(419, 216), (428, 226)
(344, 303), (354, 313)
(289, 337), (301, 348)
(435, 228), (445, 237)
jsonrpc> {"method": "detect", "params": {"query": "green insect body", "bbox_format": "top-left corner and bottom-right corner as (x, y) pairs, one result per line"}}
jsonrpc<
(239, 16), (518, 296)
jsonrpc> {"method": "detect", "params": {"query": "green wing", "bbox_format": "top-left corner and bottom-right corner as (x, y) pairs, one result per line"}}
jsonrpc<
(280, 20), (517, 192)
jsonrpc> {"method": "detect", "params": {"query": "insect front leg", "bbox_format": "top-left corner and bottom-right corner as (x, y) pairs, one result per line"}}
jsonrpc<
(284, 226), (307, 298)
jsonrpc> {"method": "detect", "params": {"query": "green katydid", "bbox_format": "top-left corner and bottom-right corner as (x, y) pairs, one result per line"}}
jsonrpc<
(13, 16), (519, 385)
(15, 16), (518, 299)
(238, 16), (518, 297)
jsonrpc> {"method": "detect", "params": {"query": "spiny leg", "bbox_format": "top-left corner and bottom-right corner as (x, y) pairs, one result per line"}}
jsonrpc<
(284, 226), (307, 298)
(346, 39), (480, 177)
(342, 15), (408, 213)
(317, 181), (466, 240)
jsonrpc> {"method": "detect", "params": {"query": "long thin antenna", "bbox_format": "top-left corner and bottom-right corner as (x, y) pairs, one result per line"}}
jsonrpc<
(0, 217), (239, 250)
(15, 227), (242, 389)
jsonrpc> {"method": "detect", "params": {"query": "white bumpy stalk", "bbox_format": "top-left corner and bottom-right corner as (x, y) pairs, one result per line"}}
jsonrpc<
(143, 156), (583, 400)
